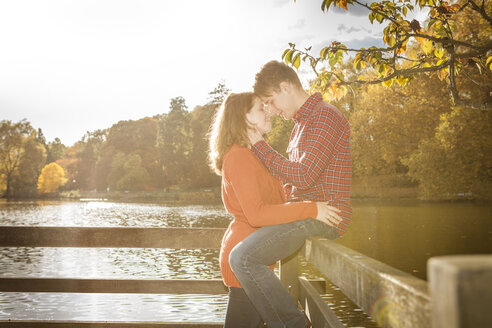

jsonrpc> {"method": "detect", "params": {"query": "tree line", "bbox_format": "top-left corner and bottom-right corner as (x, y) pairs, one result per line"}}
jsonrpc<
(1, 74), (490, 200)
(0, 84), (234, 198)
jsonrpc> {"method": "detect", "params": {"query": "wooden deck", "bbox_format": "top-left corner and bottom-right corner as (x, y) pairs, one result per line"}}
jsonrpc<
(1, 226), (491, 327)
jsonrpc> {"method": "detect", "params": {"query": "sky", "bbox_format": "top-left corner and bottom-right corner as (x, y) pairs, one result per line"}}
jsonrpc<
(0, 0), (390, 146)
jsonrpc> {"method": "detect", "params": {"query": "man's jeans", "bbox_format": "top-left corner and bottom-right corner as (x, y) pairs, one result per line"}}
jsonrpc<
(229, 218), (338, 328)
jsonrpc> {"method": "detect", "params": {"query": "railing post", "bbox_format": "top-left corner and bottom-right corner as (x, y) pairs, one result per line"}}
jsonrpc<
(280, 250), (300, 303)
(428, 255), (492, 328)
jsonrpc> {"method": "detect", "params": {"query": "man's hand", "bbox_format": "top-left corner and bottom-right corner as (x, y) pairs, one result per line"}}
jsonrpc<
(247, 125), (264, 146)
(315, 202), (342, 228)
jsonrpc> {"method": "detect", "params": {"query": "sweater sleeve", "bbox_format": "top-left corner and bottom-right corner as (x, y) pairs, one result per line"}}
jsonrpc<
(223, 148), (317, 228)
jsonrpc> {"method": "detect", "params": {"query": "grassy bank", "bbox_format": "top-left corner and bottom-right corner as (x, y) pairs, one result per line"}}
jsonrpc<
(351, 175), (419, 200)
(56, 175), (420, 203)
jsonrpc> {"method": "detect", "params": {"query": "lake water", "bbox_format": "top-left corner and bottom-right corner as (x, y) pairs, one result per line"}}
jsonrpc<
(1, 199), (491, 325)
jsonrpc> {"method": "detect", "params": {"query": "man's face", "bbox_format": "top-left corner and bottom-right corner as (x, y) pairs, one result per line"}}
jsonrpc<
(260, 86), (295, 120)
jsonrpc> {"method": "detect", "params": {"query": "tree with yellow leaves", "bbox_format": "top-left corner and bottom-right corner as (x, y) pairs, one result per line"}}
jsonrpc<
(283, 0), (491, 108)
(37, 162), (67, 195)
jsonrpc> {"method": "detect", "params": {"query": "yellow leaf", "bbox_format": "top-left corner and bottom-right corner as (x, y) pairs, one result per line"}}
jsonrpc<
(487, 56), (492, 71)
(415, 37), (425, 45)
(338, 0), (348, 10)
(422, 39), (433, 54)
(293, 53), (301, 69)
(396, 76), (408, 86)
(383, 79), (393, 87)
(434, 47), (444, 58)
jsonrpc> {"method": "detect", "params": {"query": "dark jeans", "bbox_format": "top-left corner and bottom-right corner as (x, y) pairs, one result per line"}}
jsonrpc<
(229, 218), (338, 328)
(224, 287), (264, 328)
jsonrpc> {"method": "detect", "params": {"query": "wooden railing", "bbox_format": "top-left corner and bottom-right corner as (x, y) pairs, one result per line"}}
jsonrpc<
(0, 226), (491, 328)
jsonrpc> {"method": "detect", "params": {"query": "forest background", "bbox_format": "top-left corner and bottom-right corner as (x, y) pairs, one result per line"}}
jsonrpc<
(1, 0), (491, 202)
(1, 71), (490, 202)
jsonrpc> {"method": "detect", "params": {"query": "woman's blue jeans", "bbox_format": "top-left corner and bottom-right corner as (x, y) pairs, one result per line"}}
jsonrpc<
(229, 218), (338, 328)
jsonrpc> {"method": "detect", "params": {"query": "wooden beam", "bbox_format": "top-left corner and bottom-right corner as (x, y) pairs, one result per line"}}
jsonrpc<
(280, 251), (300, 302)
(428, 255), (492, 328)
(302, 238), (431, 328)
(0, 278), (228, 294)
(298, 277), (344, 328)
(0, 226), (226, 249)
(0, 321), (223, 328)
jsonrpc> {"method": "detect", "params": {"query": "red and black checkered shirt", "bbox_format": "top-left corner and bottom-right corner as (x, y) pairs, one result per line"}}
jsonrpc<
(251, 92), (352, 235)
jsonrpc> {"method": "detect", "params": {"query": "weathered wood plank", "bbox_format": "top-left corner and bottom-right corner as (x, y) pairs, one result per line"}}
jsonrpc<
(428, 255), (492, 328)
(280, 251), (300, 302)
(0, 278), (228, 294)
(298, 277), (344, 328)
(0, 321), (223, 328)
(302, 237), (431, 328)
(0, 226), (226, 249)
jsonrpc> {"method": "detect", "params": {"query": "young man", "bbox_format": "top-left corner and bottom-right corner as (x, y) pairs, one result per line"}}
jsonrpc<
(229, 60), (352, 328)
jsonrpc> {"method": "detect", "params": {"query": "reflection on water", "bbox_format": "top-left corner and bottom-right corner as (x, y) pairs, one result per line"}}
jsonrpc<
(0, 199), (491, 324)
(0, 248), (220, 279)
(0, 292), (227, 322)
(339, 200), (492, 280)
(0, 200), (230, 227)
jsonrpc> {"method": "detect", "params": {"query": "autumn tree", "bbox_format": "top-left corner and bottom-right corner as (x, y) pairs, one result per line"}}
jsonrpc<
(157, 97), (192, 186)
(346, 73), (450, 175)
(404, 106), (492, 199)
(72, 129), (107, 190)
(188, 84), (231, 188)
(107, 152), (150, 191)
(190, 103), (221, 187)
(266, 116), (294, 158)
(97, 119), (158, 190)
(0, 120), (35, 198)
(46, 138), (66, 164)
(37, 162), (67, 195)
(207, 82), (231, 106)
(11, 135), (47, 197)
(283, 0), (491, 108)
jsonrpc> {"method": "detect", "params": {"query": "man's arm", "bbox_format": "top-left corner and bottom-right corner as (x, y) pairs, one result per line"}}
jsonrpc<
(251, 109), (347, 189)
(223, 148), (317, 228)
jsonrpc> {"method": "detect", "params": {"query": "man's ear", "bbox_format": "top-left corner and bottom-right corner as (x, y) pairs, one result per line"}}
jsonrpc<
(279, 81), (291, 94)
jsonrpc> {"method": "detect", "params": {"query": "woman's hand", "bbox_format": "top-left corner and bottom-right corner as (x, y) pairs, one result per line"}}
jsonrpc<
(315, 202), (342, 228)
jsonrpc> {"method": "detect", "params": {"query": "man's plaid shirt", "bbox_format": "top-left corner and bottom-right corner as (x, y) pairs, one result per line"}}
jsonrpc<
(251, 92), (352, 235)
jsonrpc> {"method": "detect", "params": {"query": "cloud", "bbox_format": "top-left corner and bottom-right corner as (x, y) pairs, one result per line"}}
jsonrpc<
(307, 35), (384, 56)
(337, 24), (371, 34)
(344, 36), (385, 49)
(289, 19), (306, 30)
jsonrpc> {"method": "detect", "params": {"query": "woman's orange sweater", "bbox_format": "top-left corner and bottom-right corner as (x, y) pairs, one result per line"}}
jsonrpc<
(220, 144), (317, 288)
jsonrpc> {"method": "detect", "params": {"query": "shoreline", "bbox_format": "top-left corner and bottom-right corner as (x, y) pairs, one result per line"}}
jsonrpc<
(2, 189), (488, 204)
(1, 173), (488, 203)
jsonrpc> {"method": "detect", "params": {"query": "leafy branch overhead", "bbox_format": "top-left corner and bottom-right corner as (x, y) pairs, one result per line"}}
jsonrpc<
(283, 0), (492, 108)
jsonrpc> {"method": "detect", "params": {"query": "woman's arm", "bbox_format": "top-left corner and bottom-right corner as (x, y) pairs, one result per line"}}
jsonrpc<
(223, 148), (317, 228)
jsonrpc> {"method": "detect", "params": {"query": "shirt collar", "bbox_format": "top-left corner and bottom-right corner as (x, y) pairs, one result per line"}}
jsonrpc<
(293, 92), (323, 123)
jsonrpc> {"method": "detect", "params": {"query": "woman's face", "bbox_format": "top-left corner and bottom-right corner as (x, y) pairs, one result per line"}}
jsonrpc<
(246, 97), (272, 135)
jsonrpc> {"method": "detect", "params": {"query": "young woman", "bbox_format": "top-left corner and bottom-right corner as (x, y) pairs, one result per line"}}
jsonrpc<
(208, 92), (341, 328)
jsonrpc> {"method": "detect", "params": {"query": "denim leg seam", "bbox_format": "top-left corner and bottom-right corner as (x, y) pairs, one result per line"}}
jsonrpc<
(240, 252), (284, 325)
(237, 223), (307, 327)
